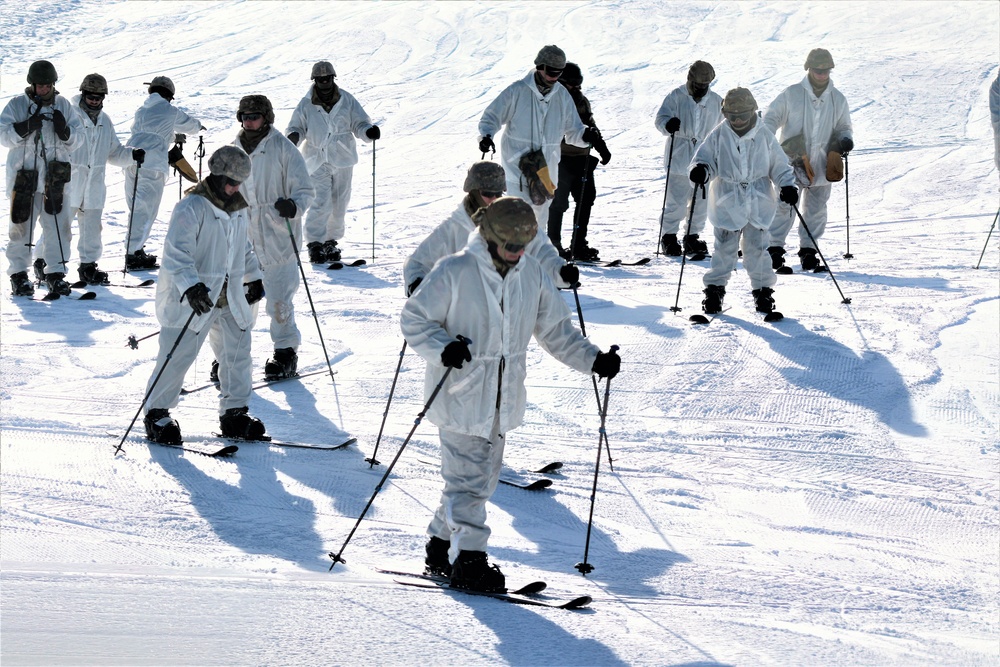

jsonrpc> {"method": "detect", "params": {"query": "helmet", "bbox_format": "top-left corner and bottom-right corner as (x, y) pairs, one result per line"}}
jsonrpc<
(559, 63), (583, 87)
(27, 60), (58, 85)
(722, 87), (758, 114)
(804, 48), (835, 70)
(311, 61), (336, 79)
(79, 73), (108, 95)
(463, 161), (506, 193)
(237, 94), (275, 124)
(143, 75), (176, 98)
(474, 197), (537, 247)
(534, 45), (567, 70)
(688, 60), (715, 85)
(208, 146), (252, 183)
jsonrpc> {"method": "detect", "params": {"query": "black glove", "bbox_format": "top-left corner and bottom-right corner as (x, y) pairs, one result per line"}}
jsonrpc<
(582, 126), (602, 144)
(690, 163), (709, 185)
(183, 282), (214, 315)
(132, 149), (145, 165)
(274, 198), (297, 218)
(406, 277), (422, 297)
(366, 125), (380, 140)
(560, 263), (580, 286)
(665, 117), (681, 134)
(839, 136), (854, 155)
(51, 109), (70, 141)
(13, 114), (43, 138)
(441, 339), (472, 369)
(779, 186), (799, 206)
(244, 279), (265, 305)
(591, 348), (621, 379)
(168, 145), (184, 164)
(479, 135), (495, 154)
(287, 132), (300, 146)
(594, 138), (612, 165)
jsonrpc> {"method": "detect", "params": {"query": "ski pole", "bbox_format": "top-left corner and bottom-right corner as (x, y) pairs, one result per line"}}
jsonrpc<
(371, 139), (376, 264)
(365, 339), (407, 468)
(113, 309), (197, 456)
(575, 348), (617, 576)
(127, 331), (160, 349)
(195, 135), (205, 181)
(655, 132), (676, 257)
(975, 206), (999, 270)
(669, 182), (704, 313)
(791, 203), (852, 305)
(123, 161), (141, 276)
(571, 283), (615, 472)
(843, 153), (853, 259)
(329, 336), (471, 570)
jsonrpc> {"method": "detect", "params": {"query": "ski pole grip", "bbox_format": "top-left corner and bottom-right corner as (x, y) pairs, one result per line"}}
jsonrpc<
(610, 344), (619, 353)
(456, 334), (473, 347)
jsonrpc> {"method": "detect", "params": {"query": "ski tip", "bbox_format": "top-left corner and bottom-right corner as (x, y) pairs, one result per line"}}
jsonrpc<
(513, 581), (547, 595)
(536, 462), (563, 473)
(524, 479), (553, 491)
(763, 311), (784, 322)
(139, 278), (156, 287)
(689, 314), (710, 324)
(560, 595), (593, 609)
(42, 292), (60, 301)
(79, 292), (98, 300)
(635, 257), (652, 266)
(71, 280), (88, 289)
(776, 266), (794, 275)
(327, 262), (344, 270)
(350, 259), (367, 267)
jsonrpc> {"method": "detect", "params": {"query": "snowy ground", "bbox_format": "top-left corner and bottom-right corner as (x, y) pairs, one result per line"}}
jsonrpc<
(1, 1), (998, 665)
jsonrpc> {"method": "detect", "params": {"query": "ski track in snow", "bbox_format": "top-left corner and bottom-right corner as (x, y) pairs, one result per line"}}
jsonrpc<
(2, 1), (999, 665)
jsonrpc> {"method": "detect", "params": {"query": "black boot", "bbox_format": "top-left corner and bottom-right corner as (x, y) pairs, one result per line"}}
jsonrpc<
(220, 406), (267, 441)
(424, 536), (452, 578)
(307, 242), (326, 264)
(450, 550), (506, 593)
(9, 271), (34, 297)
(683, 234), (708, 256)
(702, 285), (726, 314)
(78, 262), (109, 285)
(263, 347), (298, 380)
(798, 247), (820, 271)
(322, 239), (341, 262)
(752, 287), (776, 313)
(144, 408), (182, 444)
(210, 359), (220, 385)
(126, 248), (158, 270)
(661, 233), (682, 256)
(44, 272), (72, 296)
(33, 257), (47, 282)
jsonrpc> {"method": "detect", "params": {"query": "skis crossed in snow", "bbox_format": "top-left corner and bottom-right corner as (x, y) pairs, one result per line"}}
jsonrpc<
(374, 568), (592, 610)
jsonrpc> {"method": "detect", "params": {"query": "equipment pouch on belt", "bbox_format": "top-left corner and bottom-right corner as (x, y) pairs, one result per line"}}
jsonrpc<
(518, 148), (556, 206)
(780, 135), (814, 188)
(43, 160), (72, 214)
(11, 169), (38, 224)
(824, 136), (844, 182)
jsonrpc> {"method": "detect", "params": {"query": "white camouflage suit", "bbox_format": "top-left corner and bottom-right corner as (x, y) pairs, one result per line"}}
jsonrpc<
(764, 76), (853, 250)
(233, 127), (314, 351)
(654, 85), (723, 236)
(1, 90), (83, 275)
(285, 87), (374, 246)
(691, 120), (795, 290)
(144, 185), (263, 416)
(123, 93), (203, 254)
(401, 230), (599, 560)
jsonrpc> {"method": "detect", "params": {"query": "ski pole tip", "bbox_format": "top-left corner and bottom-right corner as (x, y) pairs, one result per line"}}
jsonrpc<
(127, 335), (139, 349)
(574, 562), (594, 575)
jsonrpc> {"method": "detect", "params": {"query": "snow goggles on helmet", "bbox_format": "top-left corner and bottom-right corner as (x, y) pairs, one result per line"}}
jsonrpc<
(480, 190), (503, 199)
(724, 110), (755, 123)
(223, 176), (242, 187)
(539, 65), (564, 77)
(313, 75), (334, 85)
(240, 113), (263, 121)
(809, 67), (832, 75)
(83, 93), (105, 102)
(502, 241), (526, 254)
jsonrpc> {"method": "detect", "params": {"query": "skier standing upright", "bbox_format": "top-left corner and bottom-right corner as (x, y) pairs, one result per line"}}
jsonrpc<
(400, 196), (621, 593)
(763, 48), (854, 272)
(285, 61), (380, 265)
(1, 60), (83, 298)
(122, 75), (205, 271)
(654, 60), (723, 258)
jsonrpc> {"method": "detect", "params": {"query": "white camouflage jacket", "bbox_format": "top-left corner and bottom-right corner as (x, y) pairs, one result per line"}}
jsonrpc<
(67, 95), (135, 211)
(285, 87), (375, 173)
(125, 94), (203, 175)
(1, 91), (83, 196)
(654, 85), (724, 170)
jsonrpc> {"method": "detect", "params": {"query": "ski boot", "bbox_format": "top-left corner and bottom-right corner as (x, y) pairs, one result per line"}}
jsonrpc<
(144, 408), (182, 444)
(322, 239), (341, 263)
(424, 536), (452, 578)
(219, 406), (268, 441)
(752, 287), (776, 313)
(209, 359), (220, 385)
(450, 550), (506, 593)
(573, 245), (600, 262)
(683, 234), (708, 257)
(660, 233), (682, 256)
(307, 241), (326, 264)
(10, 271), (34, 297)
(798, 247), (826, 272)
(44, 272), (72, 297)
(78, 262), (110, 286)
(263, 347), (298, 380)
(33, 257), (47, 283)
(768, 246), (792, 274)
(125, 247), (158, 270)
(702, 284), (726, 314)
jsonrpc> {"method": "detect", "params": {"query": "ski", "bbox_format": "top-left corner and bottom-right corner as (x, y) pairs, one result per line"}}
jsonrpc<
(533, 461), (563, 474)
(375, 568), (547, 595)
(74, 278), (154, 288)
(328, 259), (367, 270)
(387, 574), (591, 609)
(38, 289), (97, 301)
(689, 307), (731, 325)
(499, 476), (552, 491)
(181, 368), (332, 395)
(577, 257), (650, 268)
(214, 433), (357, 451)
(110, 431), (237, 457)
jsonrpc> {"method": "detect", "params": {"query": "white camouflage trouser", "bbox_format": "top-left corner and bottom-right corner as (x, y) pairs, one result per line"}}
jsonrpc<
(260, 260), (302, 350)
(144, 304), (253, 416)
(768, 184), (832, 251)
(305, 163), (353, 244)
(74, 208), (105, 264)
(7, 192), (73, 275)
(703, 225), (776, 291)
(428, 412), (506, 562)
(123, 166), (167, 254)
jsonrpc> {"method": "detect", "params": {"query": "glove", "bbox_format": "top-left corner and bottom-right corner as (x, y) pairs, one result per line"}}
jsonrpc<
(479, 135), (495, 154)
(183, 282), (214, 315)
(366, 125), (380, 140)
(582, 126), (602, 144)
(779, 186), (799, 206)
(560, 263), (580, 287)
(51, 109), (70, 140)
(274, 197), (297, 218)
(13, 114), (43, 137)
(665, 117), (681, 134)
(406, 277), (422, 297)
(690, 163), (709, 185)
(591, 348), (621, 379)
(244, 279), (265, 305)
(287, 132), (300, 146)
(594, 138), (612, 165)
(441, 339), (472, 369)
(132, 149), (145, 165)
(839, 136), (854, 155)
(168, 145), (184, 164)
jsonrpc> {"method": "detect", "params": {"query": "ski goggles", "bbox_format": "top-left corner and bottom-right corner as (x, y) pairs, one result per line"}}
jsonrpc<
(538, 65), (564, 77)
(480, 190), (503, 199)
(83, 93), (105, 102)
(223, 176), (243, 187)
(809, 67), (832, 76)
(724, 110), (756, 124)
(313, 75), (334, 85)
(241, 113), (263, 121)
(502, 241), (526, 254)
